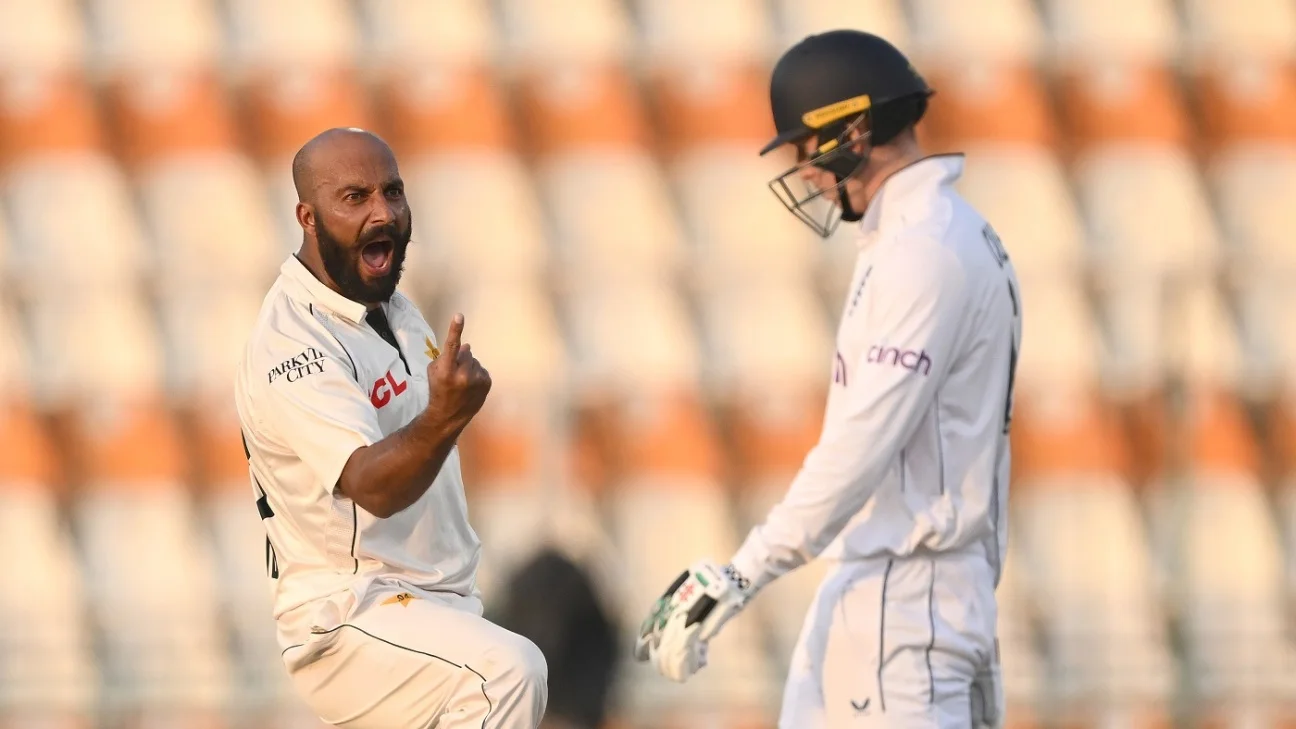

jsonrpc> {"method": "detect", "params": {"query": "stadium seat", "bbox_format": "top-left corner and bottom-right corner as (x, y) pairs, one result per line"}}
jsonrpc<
(997, 536), (1045, 729)
(86, 0), (221, 72)
(634, 0), (773, 67)
(1181, 0), (1296, 64)
(5, 154), (148, 291)
(139, 154), (281, 290)
(356, 0), (496, 68)
(955, 146), (1085, 281)
(651, 63), (773, 155)
(518, 63), (652, 155)
(1057, 61), (1192, 150)
(498, 0), (634, 66)
(106, 69), (238, 169)
(921, 64), (1058, 151)
(0, 0), (86, 72)
(376, 64), (515, 158)
(226, 0), (357, 70)
(1040, 0), (1179, 65)
(536, 149), (685, 284)
(670, 148), (819, 285)
(402, 150), (549, 291)
(1195, 58), (1296, 152)
(1151, 390), (1296, 723)
(909, 0), (1045, 65)
(1074, 145), (1221, 282)
(1012, 275), (1100, 402)
(770, 0), (911, 58)
(245, 68), (373, 165)
(0, 71), (105, 165)
(0, 306), (97, 725)
(1211, 144), (1296, 278)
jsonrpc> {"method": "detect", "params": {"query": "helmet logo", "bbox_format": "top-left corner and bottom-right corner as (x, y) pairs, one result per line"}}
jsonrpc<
(801, 94), (872, 129)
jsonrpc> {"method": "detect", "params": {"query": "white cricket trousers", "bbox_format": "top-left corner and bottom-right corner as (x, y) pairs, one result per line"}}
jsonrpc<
(779, 552), (1004, 729)
(281, 577), (548, 728)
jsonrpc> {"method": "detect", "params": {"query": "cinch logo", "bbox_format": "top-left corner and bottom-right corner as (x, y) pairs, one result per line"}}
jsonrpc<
(867, 345), (933, 376)
(267, 347), (326, 383)
(370, 371), (408, 408)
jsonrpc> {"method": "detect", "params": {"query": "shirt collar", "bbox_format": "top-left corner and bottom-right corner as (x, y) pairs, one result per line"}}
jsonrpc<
(856, 154), (965, 244)
(280, 254), (369, 324)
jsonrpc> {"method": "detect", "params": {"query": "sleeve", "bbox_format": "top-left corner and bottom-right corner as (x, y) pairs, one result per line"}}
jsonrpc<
(255, 329), (384, 495)
(728, 240), (971, 593)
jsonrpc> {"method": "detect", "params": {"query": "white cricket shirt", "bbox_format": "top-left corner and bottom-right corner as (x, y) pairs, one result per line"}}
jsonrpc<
(234, 256), (481, 649)
(730, 155), (1023, 593)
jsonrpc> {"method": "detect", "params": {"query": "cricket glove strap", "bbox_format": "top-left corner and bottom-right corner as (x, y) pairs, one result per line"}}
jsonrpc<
(633, 560), (750, 683)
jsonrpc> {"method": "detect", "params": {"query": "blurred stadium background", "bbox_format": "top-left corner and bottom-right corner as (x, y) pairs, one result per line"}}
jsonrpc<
(0, 0), (1294, 727)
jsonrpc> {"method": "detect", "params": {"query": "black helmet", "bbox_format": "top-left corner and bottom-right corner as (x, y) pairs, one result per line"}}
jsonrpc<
(762, 30), (932, 237)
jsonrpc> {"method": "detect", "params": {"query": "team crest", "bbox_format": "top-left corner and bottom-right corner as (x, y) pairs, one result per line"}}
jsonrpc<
(382, 592), (418, 607)
(424, 336), (440, 361)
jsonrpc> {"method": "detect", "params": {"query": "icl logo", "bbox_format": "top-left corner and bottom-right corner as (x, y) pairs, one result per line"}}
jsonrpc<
(370, 371), (408, 408)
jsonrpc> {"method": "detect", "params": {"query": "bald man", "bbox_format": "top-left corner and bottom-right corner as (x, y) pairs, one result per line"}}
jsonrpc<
(234, 128), (548, 728)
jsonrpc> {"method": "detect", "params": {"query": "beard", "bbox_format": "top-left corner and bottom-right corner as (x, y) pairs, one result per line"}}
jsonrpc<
(316, 213), (412, 304)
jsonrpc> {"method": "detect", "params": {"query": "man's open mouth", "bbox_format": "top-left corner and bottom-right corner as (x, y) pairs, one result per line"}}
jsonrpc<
(360, 238), (394, 276)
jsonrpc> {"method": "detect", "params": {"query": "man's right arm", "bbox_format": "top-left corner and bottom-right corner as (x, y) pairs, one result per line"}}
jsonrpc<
(258, 313), (489, 518)
(337, 314), (490, 517)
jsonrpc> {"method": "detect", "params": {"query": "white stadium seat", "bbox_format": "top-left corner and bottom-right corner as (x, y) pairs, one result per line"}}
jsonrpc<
(403, 151), (550, 291)
(538, 149), (686, 284)
(1015, 473), (1176, 715)
(1040, 0), (1179, 64)
(634, 0), (774, 67)
(226, 0), (357, 70)
(86, 0), (221, 72)
(564, 282), (701, 394)
(1182, 0), (1296, 63)
(27, 290), (164, 402)
(1013, 275), (1101, 398)
(956, 145), (1086, 282)
(498, 0), (634, 66)
(0, 0), (86, 72)
(140, 153), (282, 291)
(1076, 144), (1221, 283)
(1211, 144), (1296, 277)
(909, 0), (1045, 64)
(157, 288), (265, 401)
(671, 147), (820, 285)
(357, 0), (496, 68)
(5, 154), (149, 292)
(771, 0), (911, 57)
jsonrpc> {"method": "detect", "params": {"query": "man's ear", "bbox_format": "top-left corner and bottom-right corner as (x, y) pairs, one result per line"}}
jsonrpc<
(295, 202), (314, 234)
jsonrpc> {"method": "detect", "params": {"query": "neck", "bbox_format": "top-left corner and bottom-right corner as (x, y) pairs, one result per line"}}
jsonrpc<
(851, 136), (926, 212)
(295, 243), (383, 311)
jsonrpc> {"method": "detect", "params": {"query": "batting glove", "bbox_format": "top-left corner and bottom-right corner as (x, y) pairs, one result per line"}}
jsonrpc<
(633, 560), (750, 683)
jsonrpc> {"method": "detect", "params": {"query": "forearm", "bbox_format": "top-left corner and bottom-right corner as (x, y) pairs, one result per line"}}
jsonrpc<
(337, 409), (465, 518)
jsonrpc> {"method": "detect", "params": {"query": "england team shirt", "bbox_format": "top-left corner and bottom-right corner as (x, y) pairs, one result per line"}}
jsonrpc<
(234, 255), (481, 649)
(730, 155), (1023, 593)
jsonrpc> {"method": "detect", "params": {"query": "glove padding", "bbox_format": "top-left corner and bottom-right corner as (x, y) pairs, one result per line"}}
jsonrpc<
(634, 560), (749, 683)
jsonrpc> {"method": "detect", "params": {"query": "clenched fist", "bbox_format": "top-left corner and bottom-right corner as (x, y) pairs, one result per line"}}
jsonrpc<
(426, 313), (491, 433)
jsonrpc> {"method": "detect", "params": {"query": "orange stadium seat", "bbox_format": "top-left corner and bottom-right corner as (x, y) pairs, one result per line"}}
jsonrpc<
(518, 63), (652, 155)
(357, 0), (497, 68)
(0, 0), (86, 73)
(1195, 58), (1296, 151)
(651, 63), (773, 155)
(909, 0), (1044, 65)
(498, 0), (634, 66)
(921, 63), (1058, 151)
(245, 68), (374, 164)
(771, 0), (911, 59)
(87, 0), (222, 73)
(106, 70), (238, 168)
(0, 71), (104, 165)
(955, 147), (1084, 282)
(1211, 145), (1296, 279)
(1057, 61), (1193, 151)
(377, 64), (515, 158)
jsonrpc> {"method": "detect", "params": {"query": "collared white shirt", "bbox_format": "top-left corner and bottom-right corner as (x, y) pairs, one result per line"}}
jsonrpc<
(730, 155), (1023, 592)
(234, 256), (480, 648)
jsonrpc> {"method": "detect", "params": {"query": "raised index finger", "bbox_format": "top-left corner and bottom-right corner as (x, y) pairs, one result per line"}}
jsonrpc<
(442, 313), (465, 359)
